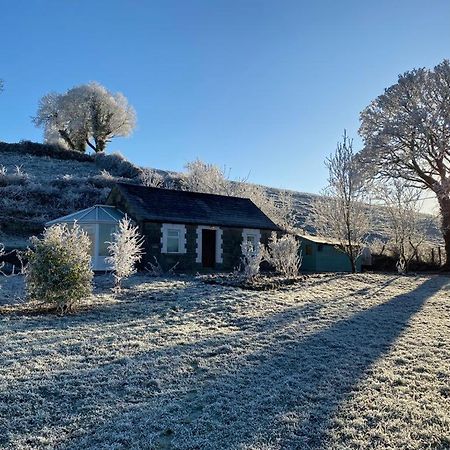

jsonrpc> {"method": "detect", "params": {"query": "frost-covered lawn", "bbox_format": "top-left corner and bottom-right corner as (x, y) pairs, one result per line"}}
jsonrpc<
(0, 273), (449, 449)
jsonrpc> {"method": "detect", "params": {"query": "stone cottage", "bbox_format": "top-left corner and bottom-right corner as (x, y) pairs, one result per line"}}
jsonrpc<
(105, 183), (281, 271)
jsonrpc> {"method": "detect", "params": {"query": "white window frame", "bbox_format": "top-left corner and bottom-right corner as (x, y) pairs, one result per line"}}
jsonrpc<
(196, 226), (223, 264)
(161, 223), (187, 254)
(242, 228), (261, 251)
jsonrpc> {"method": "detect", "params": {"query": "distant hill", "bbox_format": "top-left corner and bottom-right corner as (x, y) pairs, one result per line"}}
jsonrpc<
(0, 141), (443, 249)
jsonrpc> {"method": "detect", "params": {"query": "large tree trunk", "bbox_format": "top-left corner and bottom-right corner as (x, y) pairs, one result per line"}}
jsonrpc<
(438, 196), (450, 270)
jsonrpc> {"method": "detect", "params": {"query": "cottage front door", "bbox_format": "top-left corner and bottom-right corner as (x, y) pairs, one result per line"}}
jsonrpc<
(202, 229), (216, 268)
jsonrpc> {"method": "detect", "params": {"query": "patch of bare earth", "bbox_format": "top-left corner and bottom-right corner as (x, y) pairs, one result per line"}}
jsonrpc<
(0, 273), (449, 449)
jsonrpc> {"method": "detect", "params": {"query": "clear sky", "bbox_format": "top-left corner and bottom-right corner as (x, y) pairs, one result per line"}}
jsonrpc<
(1, 0), (450, 195)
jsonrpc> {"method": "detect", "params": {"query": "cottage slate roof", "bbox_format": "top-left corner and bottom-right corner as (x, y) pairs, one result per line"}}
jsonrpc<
(110, 183), (281, 231)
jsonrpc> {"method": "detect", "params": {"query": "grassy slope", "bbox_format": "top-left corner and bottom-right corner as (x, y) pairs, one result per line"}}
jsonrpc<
(0, 148), (136, 247)
(0, 273), (449, 449)
(0, 144), (443, 250)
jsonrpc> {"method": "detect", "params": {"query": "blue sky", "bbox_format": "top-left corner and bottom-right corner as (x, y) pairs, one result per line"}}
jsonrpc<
(1, 0), (450, 194)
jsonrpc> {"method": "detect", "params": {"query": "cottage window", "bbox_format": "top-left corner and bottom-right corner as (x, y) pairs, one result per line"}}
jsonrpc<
(317, 244), (324, 252)
(246, 234), (257, 251)
(305, 244), (313, 256)
(161, 224), (186, 254)
(242, 229), (261, 252)
(167, 229), (180, 253)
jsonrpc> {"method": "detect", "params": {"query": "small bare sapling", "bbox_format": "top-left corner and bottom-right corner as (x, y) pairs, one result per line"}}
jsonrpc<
(106, 216), (144, 290)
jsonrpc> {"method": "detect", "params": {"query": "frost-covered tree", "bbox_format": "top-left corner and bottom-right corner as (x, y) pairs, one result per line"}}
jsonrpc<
(106, 216), (144, 291)
(139, 168), (165, 188)
(372, 180), (427, 273)
(182, 159), (233, 195)
(234, 182), (296, 231)
(265, 233), (301, 277)
(359, 59), (450, 268)
(33, 82), (136, 153)
(0, 79), (3, 93)
(311, 131), (370, 273)
(26, 224), (93, 314)
(182, 159), (296, 230)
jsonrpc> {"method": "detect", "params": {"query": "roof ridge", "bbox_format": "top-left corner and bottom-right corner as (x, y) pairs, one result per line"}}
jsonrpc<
(113, 183), (281, 231)
(116, 182), (256, 203)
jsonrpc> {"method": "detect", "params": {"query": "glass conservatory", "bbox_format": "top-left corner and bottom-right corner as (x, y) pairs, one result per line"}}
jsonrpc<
(45, 205), (125, 271)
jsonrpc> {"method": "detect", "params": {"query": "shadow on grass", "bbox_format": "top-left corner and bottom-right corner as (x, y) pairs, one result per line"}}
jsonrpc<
(65, 277), (447, 449)
(1, 276), (448, 449)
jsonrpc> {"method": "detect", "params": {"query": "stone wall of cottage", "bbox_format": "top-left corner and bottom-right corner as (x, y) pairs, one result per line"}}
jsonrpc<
(139, 222), (276, 272)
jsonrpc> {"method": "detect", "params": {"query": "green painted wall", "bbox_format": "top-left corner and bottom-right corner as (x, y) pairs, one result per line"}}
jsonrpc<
(300, 238), (362, 273)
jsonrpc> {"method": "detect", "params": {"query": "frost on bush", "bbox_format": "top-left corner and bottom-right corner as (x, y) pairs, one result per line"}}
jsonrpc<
(26, 224), (93, 314)
(266, 233), (302, 277)
(106, 216), (144, 290)
(138, 168), (164, 188)
(94, 152), (141, 178)
(239, 241), (264, 282)
(0, 165), (29, 187)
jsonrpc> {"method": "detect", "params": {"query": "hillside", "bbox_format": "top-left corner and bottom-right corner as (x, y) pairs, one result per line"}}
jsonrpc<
(0, 141), (443, 250)
(0, 142), (144, 247)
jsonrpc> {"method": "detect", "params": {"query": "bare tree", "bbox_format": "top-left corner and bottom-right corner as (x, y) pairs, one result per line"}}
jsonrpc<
(0, 79), (3, 93)
(359, 59), (450, 268)
(372, 180), (426, 273)
(311, 131), (370, 273)
(33, 82), (136, 153)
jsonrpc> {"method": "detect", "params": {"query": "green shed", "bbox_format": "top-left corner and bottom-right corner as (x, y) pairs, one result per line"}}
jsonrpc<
(298, 234), (362, 273)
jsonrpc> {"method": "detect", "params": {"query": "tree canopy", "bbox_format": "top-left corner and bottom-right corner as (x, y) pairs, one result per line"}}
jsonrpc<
(33, 82), (136, 153)
(359, 59), (450, 267)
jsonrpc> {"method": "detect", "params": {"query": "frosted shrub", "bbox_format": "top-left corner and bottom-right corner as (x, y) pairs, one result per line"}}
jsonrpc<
(240, 241), (264, 282)
(26, 224), (93, 314)
(106, 216), (144, 290)
(266, 233), (301, 277)
(94, 152), (140, 178)
(0, 165), (29, 187)
(138, 168), (164, 188)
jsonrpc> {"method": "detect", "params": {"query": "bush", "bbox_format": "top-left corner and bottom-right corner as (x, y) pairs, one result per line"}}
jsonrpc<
(0, 141), (94, 162)
(265, 233), (301, 277)
(239, 241), (264, 281)
(26, 224), (93, 313)
(138, 168), (164, 187)
(0, 165), (29, 187)
(94, 152), (141, 178)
